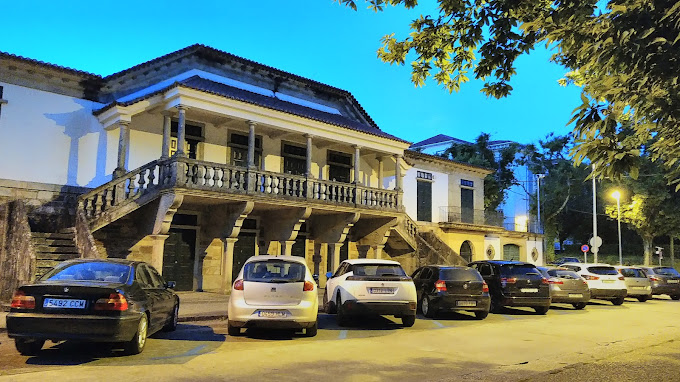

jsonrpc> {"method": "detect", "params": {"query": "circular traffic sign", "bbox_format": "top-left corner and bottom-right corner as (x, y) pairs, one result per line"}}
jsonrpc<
(581, 244), (590, 252)
(589, 236), (603, 248)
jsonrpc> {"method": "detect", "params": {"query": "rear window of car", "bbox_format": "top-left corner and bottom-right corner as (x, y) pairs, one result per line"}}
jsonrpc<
(500, 264), (542, 277)
(353, 264), (406, 277)
(654, 267), (680, 277)
(244, 260), (306, 282)
(588, 266), (619, 275)
(439, 268), (482, 281)
(43, 262), (131, 283)
(537, 268), (550, 278)
(620, 268), (646, 278)
(547, 270), (581, 279)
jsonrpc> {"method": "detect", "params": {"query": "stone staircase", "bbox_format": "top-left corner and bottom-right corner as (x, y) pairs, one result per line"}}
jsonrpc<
(31, 227), (79, 278)
(416, 230), (467, 266)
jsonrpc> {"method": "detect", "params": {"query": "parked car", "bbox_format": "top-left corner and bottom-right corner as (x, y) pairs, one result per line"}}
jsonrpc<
(561, 263), (627, 305)
(324, 259), (417, 327)
(468, 261), (551, 314)
(638, 266), (680, 300)
(411, 265), (490, 319)
(537, 266), (590, 309)
(227, 255), (318, 337)
(553, 257), (581, 266)
(614, 266), (652, 302)
(7, 259), (179, 356)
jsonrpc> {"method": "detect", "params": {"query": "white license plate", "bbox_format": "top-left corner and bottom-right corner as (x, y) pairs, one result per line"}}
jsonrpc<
(369, 287), (395, 294)
(632, 286), (645, 289)
(456, 300), (477, 307)
(603, 280), (616, 283)
(257, 311), (287, 318)
(43, 298), (86, 309)
(668, 280), (679, 284)
(568, 293), (583, 298)
(521, 288), (538, 293)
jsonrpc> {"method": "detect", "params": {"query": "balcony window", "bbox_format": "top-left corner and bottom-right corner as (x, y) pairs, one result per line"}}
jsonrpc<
(328, 150), (351, 183)
(170, 121), (203, 159)
(229, 132), (262, 168)
(282, 143), (306, 176)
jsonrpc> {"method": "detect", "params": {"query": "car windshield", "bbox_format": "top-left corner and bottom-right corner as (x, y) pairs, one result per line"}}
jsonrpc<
(353, 264), (406, 277)
(537, 268), (550, 278)
(547, 270), (581, 280)
(43, 262), (131, 283)
(588, 266), (619, 275)
(654, 267), (680, 277)
(439, 268), (482, 281)
(500, 264), (542, 277)
(244, 260), (306, 283)
(620, 268), (646, 278)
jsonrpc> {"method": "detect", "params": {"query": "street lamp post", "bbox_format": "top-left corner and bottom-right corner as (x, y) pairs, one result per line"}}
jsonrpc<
(612, 190), (623, 265)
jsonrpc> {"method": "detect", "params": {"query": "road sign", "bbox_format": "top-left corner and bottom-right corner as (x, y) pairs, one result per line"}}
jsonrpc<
(581, 244), (590, 253)
(590, 236), (603, 248)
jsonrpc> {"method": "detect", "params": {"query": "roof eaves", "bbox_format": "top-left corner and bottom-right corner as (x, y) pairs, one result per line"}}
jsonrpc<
(0, 51), (101, 79)
(405, 150), (493, 172)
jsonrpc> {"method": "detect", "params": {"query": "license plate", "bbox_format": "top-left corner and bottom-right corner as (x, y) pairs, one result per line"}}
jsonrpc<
(43, 298), (86, 309)
(257, 311), (287, 318)
(568, 293), (583, 298)
(668, 280), (679, 284)
(369, 287), (395, 294)
(521, 288), (538, 293)
(456, 300), (477, 307)
(603, 280), (616, 283)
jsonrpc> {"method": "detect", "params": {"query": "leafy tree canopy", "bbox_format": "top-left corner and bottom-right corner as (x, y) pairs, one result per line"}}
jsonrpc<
(335, 0), (680, 185)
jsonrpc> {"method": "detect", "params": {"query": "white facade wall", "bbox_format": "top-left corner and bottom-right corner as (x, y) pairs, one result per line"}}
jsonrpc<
(484, 236), (502, 260)
(525, 239), (544, 266)
(403, 166), (449, 223)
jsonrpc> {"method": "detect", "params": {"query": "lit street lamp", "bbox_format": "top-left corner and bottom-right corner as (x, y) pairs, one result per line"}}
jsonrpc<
(611, 190), (623, 265)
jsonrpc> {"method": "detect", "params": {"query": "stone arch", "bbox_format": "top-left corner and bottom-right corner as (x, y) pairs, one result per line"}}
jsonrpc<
(460, 240), (474, 264)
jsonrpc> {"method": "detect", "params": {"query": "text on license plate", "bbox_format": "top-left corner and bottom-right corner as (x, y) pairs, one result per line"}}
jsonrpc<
(520, 288), (538, 293)
(568, 293), (583, 298)
(603, 280), (616, 283)
(632, 286), (645, 289)
(668, 280), (679, 284)
(43, 298), (86, 309)
(369, 287), (395, 294)
(456, 300), (477, 307)
(257, 311), (287, 318)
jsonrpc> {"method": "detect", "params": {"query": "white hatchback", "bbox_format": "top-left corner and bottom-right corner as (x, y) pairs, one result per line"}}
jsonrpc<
(324, 259), (417, 327)
(561, 263), (627, 305)
(227, 255), (318, 337)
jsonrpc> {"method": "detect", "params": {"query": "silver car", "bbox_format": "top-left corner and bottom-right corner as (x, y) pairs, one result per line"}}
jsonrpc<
(537, 266), (590, 309)
(227, 255), (319, 337)
(616, 266), (652, 302)
(638, 266), (680, 300)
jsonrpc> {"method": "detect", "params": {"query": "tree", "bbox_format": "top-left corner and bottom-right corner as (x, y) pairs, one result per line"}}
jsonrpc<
(439, 133), (518, 211)
(335, 0), (680, 185)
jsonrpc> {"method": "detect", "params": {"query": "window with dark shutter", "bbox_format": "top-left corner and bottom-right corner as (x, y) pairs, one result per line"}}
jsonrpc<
(417, 180), (432, 222)
(282, 143), (306, 175)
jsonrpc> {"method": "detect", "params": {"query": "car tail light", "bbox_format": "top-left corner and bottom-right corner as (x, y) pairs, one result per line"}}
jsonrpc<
(548, 277), (563, 285)
(94, 293), (128, 311)
(233, 279), (244, 291)
(303, 281), (315, 291)
(541, 278), (550, 285)
(649, 276), (660, 282)
(618, 276), (625, 281)
(501, 277), (517, 284)
(435, 280), (447, 292)
(482, 282), (489, 293)
(583, 275), (599, 280)
(10, 290), (35, 309)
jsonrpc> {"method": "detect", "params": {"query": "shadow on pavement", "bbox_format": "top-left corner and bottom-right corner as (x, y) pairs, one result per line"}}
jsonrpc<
(317, 313), (405, 331)
(417, 311), (480, 320)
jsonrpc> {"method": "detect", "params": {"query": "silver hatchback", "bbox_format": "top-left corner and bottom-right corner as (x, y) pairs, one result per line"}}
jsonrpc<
(616, 266), (652, 302)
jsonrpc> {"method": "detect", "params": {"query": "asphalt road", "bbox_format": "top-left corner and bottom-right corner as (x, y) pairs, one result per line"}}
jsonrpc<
(1, 296), (679, 381)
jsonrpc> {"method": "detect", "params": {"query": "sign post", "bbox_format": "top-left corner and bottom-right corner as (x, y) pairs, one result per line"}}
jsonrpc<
(581, 244), (590, 263)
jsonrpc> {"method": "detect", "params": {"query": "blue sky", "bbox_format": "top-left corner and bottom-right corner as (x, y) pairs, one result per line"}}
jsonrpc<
(2, 0), (582, 145)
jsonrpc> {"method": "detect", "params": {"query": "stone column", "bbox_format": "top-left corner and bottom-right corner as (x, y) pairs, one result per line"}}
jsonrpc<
(377, 156), (384, 189)
(176, 105), (187, 158)
(113, 121), (131, 178)
(280, 240), (296, 256)
(354, 145), (361, 184)
(305, 134), (313, 178)
(372, 244), (384, 260)
(394, 154), (403, 191)
(327, 243), (342, 272)
(247, 120), (257, 169)
(220, 237), (238, 294)
(161, 112), (172, 160)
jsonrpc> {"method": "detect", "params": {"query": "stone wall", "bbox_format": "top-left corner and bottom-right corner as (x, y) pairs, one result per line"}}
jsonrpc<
(0, 200), (36, 303)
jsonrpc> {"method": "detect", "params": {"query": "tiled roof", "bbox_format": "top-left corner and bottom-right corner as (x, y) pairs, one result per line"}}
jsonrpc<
(95, 76), (409, 144)
(411, 134), (469, 148)
(404, 150), (494, 173)
(0, 51), (100, 79)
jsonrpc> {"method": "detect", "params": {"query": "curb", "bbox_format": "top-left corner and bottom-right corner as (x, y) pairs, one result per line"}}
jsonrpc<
(178, 314), (227, 323)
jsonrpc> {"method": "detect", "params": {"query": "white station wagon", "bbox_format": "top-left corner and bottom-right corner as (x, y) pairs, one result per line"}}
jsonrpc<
(227, 255), (318, 337)
(324, 259), (417, 327)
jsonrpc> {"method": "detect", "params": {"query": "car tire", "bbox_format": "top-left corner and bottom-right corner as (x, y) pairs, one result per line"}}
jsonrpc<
(402, 315), (416, 327)
(637, 295), (649, 302)
(474, 310), (489, 320)
(421, 296), (435, 318)
(612, 297), (625, 306)
(670, 294), (680, 301)
(227, 321), (241, 336)
(124, 314), (148, 355)
(163, 302), (179, 332)
(306, 322), (318, 337)
(534, 306), (549, 315)
(15, 338), (45, 356)
(324, 289), (336, 314)
(572, 302), (587, 310)
(337, 296), (350, 327)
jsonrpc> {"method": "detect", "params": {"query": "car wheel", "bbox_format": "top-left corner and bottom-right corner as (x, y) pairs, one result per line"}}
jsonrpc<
(401, 315), (416, 327)
(227, 320), (241, 336)
(572, 302), (587, 310)
(306, 322), (318, 337)
(324, 289), (336, 314)
(612, 297), (625, 306)
(637, 295), (649, 302)
(15, 338), (45, 356)
(534, 306), (549, 315)
(421, 296), (435, 318)
(163, 302), (179, 332)
(474, 310), (489, 320)
(670, 294), (680, 301)
(336, 295), (349, 327)
(124, 314), (148, 355)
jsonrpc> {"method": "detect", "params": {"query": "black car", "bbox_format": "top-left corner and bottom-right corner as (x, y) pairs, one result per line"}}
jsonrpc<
(7, 259), (179, 356)
(468, 260), (551, 314)
(411, 265), (490, 319)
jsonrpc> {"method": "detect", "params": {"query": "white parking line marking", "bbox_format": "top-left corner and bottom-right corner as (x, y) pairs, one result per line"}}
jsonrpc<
(501, 314), (520, 320)
(432, 320), (445, 328)
(338, 330), (348, 339)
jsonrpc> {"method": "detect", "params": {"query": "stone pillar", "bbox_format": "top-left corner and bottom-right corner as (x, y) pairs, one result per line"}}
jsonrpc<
(113, 121), (131, 178)
(327, 243), (342, 272)
(353, 145), (361, 184)
(395, 154), (403, 191)
(221, 238), (238, 294)
(161, 112), (172, 160)
(149, 235), (169, 274)
(377, 156), (384, 189)
(372, 244), (384, 260)
(357, 245), (370, 259)
(305, 134), (314, 178)
(176, 105), (187, 158)
(280, 240), (296, 256)
(247, 120), (257, 169)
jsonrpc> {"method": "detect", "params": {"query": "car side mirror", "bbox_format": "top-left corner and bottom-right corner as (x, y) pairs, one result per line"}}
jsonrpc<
(165, 281), (176, 289)
(326, 271), (333, 279)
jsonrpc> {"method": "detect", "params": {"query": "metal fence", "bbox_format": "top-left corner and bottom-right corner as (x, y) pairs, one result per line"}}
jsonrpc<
(439, 206), (542, 234)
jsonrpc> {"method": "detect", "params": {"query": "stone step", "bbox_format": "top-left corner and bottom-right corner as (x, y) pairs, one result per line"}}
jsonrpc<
(33, 245), (79, 254)
(35, 253), (80, 261)
(31, 232), (75, 240)
(59, 227), (77, 234)
(31, 238), (75, 247)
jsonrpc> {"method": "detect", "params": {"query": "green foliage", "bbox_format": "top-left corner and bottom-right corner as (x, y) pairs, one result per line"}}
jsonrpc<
(439, 133), (518, 211)
(335, 0), (680, 185)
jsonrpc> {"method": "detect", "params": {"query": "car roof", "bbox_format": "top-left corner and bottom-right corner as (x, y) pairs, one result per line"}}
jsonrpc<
(562, 262), (614, 267)
(342, 259), (401, 265)
(470, 260), (534, 266)
(614, 265), (643, 269)
(245, 255), (308, 264)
